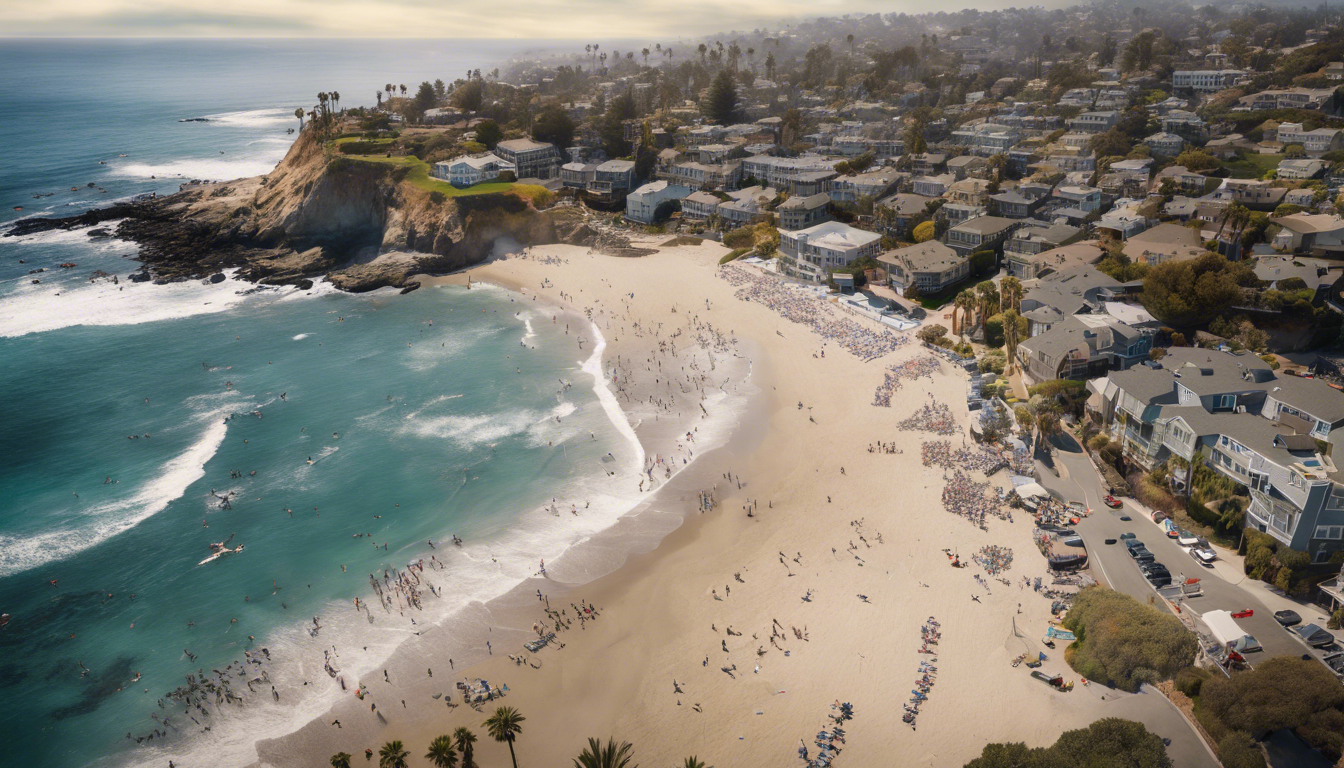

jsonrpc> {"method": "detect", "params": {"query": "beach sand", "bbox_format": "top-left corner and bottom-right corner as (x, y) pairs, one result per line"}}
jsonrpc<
(253, 237), (1199, 768)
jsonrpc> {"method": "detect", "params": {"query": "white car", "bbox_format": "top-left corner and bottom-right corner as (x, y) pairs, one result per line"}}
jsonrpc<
(1177, 533), (1201, 547)
(1190, 547), (1217, 566)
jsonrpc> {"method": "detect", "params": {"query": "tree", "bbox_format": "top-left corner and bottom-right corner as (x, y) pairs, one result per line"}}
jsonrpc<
(454, 80), (484, 113)
(912, 221), (936, 242)
(917, 324), (949, 345)
(600, 92), (636, 158)
(425, 736), (458, 768)
(681, 759), (710, 768)
(532, 103), (575, 150)
(295, 107), (305, 131)
(702, 71), (738, 125)
(1174, 148), (1220, 172)
(1140, 252), (1257, 327)
(572, 737), (637, 768)
(1061, 587), (1198, 692)
(955, 289), (977, 336)
(1003, 309), (1022, 373)
(434, 79), (446, 99)
(415, 81), (438, 113)
(965, 719), (1170, 768)
(379, 741), (410, 768)
(975, 281), (1000, 336)
(331, 753), (353, 768)
(484, 706), (526, 768)
(474, 120), (503, 149)
(1201, 656), (1344, 735)
(453, 727), (478, 768)
(999, 276), (1022, 313)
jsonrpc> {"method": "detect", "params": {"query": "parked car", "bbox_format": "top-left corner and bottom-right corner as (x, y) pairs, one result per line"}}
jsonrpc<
(1124, 539), (1145, 551)
(1119, 532), (1136, 540)
(1139, 561), (1168, 574)
(1295, 624), (1336, 648)
(1177, 533), (1201, 547)
(1104, 538), (1118, 545)
(1062, 536), (1085, 548)
(1190, 547), (1217, 567)
(1273, 610), (1302, 627)
(1324, 652), (1344, 676)
(1132, 549), (1156, 564)
(1103, 495), (1123, 508)
(1232, 609), (1254, 619)
(1119, 515), (1132, 521)
(1147, 573), (1173, 587)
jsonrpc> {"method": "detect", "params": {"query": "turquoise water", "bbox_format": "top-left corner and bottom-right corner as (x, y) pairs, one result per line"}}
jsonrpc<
(0, 40), (637, 768)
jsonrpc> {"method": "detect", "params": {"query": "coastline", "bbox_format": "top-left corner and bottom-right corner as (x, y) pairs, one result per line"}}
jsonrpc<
(250, 236), (1210, 768)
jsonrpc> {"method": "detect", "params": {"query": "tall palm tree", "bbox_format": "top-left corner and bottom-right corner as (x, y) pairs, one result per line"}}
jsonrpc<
(453, 727), (479, 768)
(974, 281), (999, 336)
(331, 752), (353, 768)
(376, 90), (382, 106)
(954, 289), (975, 337)
(999, 276), (1022, 314)
(484, 706), (525, 768)
(332, 90), (340, 112)
(573, 738), (636, 768)
(295, 107), (305, 131)
(426, 735), (458, 768)
(642, 47), (650, 66)
(1002, 308), (1022, 374)
(379, 741), (410, 768)
(681, 758), (711, 768)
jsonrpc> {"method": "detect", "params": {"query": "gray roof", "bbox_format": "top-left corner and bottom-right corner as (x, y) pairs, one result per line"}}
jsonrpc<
(1022, 266), (1121, 316)
(878, 193), (934, 216)
(950, 215), (1017, 236)
(1020, 315), (1142, 361)
(1170, 409), (1323, 469)
(778, 192), (831, 211)
(878, 241), (963, 273)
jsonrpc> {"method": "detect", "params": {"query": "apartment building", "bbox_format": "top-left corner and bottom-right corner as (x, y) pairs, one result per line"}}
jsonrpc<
(778, 221), (882, 283)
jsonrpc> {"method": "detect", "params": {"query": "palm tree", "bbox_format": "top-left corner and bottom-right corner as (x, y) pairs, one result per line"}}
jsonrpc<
(974, 281), (999, 337)
(954, 289), (976, 337)
(681, 758), (711, 768)
(453, 727), (479, 768)
(294, 107), (305, 131)
(746, 47), (755, 72)
(642, 47), (650, 66)
(379, 741), (409, 768)
(376, 90), (382, 106)
(331, 752), (353, 768)
(332, 90), (340, 112)
(484, 706), (525, 768)
(399, 84), (407, 97)
(698, 43), (708, 63)
(572, 738), (636, 768)
(1002, 308), (1022, 374)
(846, 33), (855, 57)
(426, 735), (458, 768)
(999, 276), (1022, 314)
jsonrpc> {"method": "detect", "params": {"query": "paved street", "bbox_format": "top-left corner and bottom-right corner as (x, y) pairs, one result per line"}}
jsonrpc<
(1037, 438), (1322, 662)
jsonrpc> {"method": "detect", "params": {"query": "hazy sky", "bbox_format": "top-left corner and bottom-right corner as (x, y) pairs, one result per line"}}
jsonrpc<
(1, 0), (1010, 38)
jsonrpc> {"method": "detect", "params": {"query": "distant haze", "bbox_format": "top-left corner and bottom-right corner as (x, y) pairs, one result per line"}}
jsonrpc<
(3, 0), (1065, 39)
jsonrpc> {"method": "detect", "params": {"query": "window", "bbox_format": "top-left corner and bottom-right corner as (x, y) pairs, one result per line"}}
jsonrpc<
(1314, 525), (1344, 540)
(1218, 394), (1236, 410)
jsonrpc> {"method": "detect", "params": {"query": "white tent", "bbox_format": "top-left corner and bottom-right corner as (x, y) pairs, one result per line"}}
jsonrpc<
(1015, 482), (1049, 499)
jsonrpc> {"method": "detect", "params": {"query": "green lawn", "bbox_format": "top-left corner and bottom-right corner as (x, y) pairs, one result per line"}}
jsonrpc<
(1222, 153), (1284, 179)
(338, 152), (550, 204)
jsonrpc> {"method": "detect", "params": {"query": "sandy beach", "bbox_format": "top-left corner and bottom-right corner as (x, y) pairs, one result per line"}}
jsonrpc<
(254, 237), (1202, 768)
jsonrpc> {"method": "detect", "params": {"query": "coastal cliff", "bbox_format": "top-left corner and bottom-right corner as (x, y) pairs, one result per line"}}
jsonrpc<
(4, 131), (610, 292)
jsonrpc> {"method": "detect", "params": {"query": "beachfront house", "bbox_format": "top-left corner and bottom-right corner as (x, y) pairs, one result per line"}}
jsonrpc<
(436, 154), (514, 188)
(879, 241), (971, 295)
(944, 216), (1019, 257)
(493, 138), (561, 180)
(625, 181), (691, 224)
(778, 221), (882, 283)
(778, 193), (832, 231)
(1016, 314), (1150, 385)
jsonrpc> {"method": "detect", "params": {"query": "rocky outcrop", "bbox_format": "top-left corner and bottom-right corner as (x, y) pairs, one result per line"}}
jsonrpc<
(3, 130), (614, 292)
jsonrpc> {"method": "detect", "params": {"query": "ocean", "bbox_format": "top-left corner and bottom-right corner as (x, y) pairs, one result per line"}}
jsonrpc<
(0, 39), (644, 768)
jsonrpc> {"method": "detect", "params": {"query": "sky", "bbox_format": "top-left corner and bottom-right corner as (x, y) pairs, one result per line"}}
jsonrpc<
(0, 0), (1014, 39)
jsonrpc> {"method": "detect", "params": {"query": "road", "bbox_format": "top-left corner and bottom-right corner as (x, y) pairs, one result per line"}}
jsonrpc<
(1037, 437), (1310, 661)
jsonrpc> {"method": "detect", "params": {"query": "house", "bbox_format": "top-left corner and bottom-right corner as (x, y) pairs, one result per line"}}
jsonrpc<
(778, 221), (883, 283)
(1020, 266), (1122, 334)
(1008, 241), (1103, 280)
(1160, 110), (1207, 139)
(718, 186), (775, 226)
(493, 139), (561, 179)
(1237, 88), (1336, 111)
(1121, 222), (1206, 265)
(877, 193), (934, 234)
(1088, 347), (1344, 561)
(947, 155), (989, 180)
(989, 190), (1042, 219)
(940, 203), (986, 227)
(1052, 185), (1102, 213)
(1214, 178), (1287, 210)
(740, 155), (840, 189)
(1095, 208), (1152, 240)
(659, 160), (743, 190)
(950, 122), (1022, 155)
(909, 153), (949, 175)
(1171, 69), (1244, 93)
(559, 162), (598, 189)
(1068, 111), (1119, 134)
(947, 178), (992, 206)
(912, 174), (956, 198)
(1151, 165), (1208, 195)
(680, 191), (722, 220)
(1270, 213), (1344, 255)
(778, 193), (832, 230)
(1017, 315), (1151, 385)
(625, 181), (692, 224)
(1275, 123), (1344, 155)
(945, 216), (1019, 257)
(829, 168), (902, 203)
(589, 159), (637, 198)
(436, 153), (513, 188)
(1254, 256), (1341, 303)
(1145, 132), (1186, 157)
(1004, 222), (1085, 276)
(879, 241), (971, 295)
(1276, 158), (1327, 180)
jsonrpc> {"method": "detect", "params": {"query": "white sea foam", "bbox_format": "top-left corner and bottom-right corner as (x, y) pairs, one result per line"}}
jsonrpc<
(401, 401), (578, 448)
(292, 333), (309, 340)
(584, 318), (646, 468)
(0, 410), (232, 578)
(114, 156), (284, 182)
(0, 269), (320, 338)
(200, 108), (297, 128)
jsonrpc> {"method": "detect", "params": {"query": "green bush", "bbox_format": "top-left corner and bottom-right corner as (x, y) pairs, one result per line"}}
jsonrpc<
(722, 226), (755, 249)
(964, 718), (1172, 768)
(1062, 587), (1198, 692)
(338, 140), (393, 155)
(1217, 732), (1267, 768)
(1201, 656), (1344, 759)
(718, 248), (750, 265)
(1175, 666), (1211, 698)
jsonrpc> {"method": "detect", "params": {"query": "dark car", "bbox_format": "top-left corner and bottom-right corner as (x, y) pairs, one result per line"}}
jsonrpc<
(1139, 561), (1169, 575)
(1119, 515), (1132, 522)
(1120, 532), (1136, 540)
(1131, 550), (1156, 564)
(1295, 624), (1336, 648)
(1274, 610), (1302, 627)
(1147, 573), (1173, 587)
(1104, 538), (1118, 545)
(1324, 652), (1344, 676)
(1123, 538), (1145, 550)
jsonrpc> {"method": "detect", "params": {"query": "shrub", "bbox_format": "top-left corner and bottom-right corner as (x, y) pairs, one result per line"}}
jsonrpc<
(1175, 666), (1212, 698)
(912, 220), (936, 242)
(917, 324), (949, 344)
(964, 718), (1172, 768)
(722, 226), (755, 249)
(1062, 587), (1198, 692)
(1217, 732), (1266, 768)
(1201, 656), (1344, 746)
(718, 248), (750, 265)
(1087, 434), (1110, 451)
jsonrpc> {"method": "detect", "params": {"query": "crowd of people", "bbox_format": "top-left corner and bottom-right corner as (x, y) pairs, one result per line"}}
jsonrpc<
(798, 701), (854, 767)
(895, 402), (959, 436)
(904, 617), (940, 729)
(920, 440), (1008, 474)
(941, 471), (1010, 528)
(972, 545), (1014, 576)
(719, 265), (905, 361)
(871, 355), (941, 407)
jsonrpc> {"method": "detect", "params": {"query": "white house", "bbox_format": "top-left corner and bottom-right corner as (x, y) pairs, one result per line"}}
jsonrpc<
(435, 154), (514, 188)
(778, 221), (883, 283)
(625, 181), (692, 224)
(1276, 123), (1344, 155)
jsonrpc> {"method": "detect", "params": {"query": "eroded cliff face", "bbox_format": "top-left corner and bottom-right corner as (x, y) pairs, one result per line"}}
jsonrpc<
(6, 130), (609, 292)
